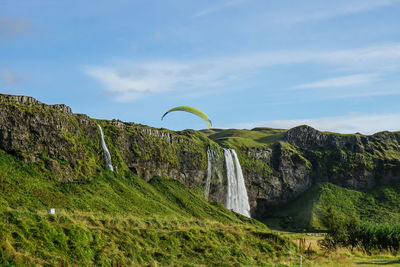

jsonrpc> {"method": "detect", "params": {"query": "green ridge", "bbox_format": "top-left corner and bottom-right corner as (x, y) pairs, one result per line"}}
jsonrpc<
(202, 128), (286, 148)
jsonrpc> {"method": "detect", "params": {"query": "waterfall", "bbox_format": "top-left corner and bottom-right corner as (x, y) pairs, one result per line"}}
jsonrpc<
(204, 147), (212, 200)
(224, 148), (251, 217)
(97, 124), (114, 171)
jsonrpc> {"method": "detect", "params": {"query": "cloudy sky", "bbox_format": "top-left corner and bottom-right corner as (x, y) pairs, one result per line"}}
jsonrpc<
(1, 0), (400, 133)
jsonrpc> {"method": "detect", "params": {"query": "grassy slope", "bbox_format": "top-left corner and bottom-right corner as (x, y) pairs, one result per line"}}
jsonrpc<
(0, 150), (295, 266)
(259, 182), (400, 231)
(201, 128), (286, 148)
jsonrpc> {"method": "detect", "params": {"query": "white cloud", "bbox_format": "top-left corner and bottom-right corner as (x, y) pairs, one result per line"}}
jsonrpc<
(85, 43), (400, 102)
(318, 44), (400, 68)
(344, 0), (400, 13)
(85, 62), (216, 102)
(274, 0), (400, 24)
(233, 113), (400, 135)
(216, 43), (400, 71)
(292, 74), (380, 89)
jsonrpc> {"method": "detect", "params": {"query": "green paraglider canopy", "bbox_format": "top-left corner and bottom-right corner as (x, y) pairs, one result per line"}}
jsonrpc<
(161, 106), (212, 129)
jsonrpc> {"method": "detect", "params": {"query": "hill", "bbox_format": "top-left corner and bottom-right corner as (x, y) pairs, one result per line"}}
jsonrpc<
(2, 94), (400, 219)
(0, 149), (294, 266)
(201, 127), (286, 148)
(202, 126), (400, 231)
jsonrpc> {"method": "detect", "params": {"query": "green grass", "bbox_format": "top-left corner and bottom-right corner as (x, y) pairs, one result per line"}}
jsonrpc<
(0, 149), (295, 266)
(0, 209), (295, 266)
(259, 182), (400, 232)
(200, 128), (288, 178)
(202, 128), (286, 148)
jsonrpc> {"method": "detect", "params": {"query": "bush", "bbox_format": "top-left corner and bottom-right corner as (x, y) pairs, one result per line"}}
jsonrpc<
(320, 209), (400, 254)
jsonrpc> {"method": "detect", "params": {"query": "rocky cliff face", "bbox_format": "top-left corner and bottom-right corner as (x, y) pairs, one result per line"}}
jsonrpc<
(283, 125), (400, 190)
(236, 125), (400, 216)
(103, 119), (212, 188)
(0, 94), (214, 190)
(1, 94), (400, 218)
(0, 94), (96, 181)
(239, 142), (312, 215)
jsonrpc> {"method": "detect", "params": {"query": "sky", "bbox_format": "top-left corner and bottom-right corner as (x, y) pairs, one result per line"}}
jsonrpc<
(1, 0), (400, 134)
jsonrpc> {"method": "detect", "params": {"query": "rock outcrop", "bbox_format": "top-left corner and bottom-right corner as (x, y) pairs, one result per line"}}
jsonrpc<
(283, 125), (400, 189)
(240, 142), (312, 215)
(0, 94), (212, 189)
(238, 125), (400, 216)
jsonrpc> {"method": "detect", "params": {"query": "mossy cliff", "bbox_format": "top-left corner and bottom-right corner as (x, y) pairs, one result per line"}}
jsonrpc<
(1, 94), (400, 220)
(204, 126), (400, 219)
(0, 94), (216, 185)
(0, 94), (229, 206)
(284, 125), (400, 190)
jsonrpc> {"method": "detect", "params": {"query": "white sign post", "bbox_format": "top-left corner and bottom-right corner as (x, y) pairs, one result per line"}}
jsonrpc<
(47, 208), (55, 214)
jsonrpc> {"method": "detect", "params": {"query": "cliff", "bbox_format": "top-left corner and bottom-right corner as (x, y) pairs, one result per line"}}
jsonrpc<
(0, 93), (222, 196)
(1, 94), (400, 219)
(204, 126), (400, 218)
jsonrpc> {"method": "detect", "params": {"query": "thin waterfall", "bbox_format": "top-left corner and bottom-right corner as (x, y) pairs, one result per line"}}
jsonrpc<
(224, 148), (250, 217)
(97, 124), (114, 171)
(204, 147), (212, 200)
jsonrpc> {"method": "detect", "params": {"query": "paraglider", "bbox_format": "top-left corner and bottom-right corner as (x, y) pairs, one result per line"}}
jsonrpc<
(161, 106), (212, 129)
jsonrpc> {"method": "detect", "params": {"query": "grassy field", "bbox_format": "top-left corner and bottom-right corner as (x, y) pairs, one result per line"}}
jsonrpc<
(273, 231), (400, 266)
(0, 149), (297, 266)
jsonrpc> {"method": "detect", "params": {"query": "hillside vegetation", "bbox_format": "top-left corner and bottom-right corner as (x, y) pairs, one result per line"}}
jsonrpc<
(202, 127), (286, 148)
(2, 94), (400, 266)
(259, 182), (400, 231)
(0, 150), (295, 266)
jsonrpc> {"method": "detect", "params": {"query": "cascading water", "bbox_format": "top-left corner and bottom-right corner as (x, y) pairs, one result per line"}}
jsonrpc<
(224, 148), (251, 217)
(97, 124), (114, 171)
(204, 147), (212, 200)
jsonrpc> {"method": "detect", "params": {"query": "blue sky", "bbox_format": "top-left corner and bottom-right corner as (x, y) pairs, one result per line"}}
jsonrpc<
(1, 0), (400, 133)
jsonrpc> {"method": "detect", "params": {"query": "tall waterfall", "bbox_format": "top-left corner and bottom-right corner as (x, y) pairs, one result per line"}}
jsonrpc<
(97, 124), (114, 171)
(204, 147), (212, 200)
(224, 148), (251, 217)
